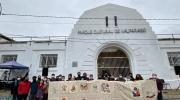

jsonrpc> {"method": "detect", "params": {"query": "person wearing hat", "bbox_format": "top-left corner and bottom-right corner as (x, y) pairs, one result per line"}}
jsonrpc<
(29, 76), (38, 100)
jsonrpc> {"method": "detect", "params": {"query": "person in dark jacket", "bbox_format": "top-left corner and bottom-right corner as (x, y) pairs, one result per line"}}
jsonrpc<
(149, 73), (164, 100)
(58, 74), (62, 81)
(102, 72), (110, 81)
(50, 74), (56, 81)
(56, 76), (60, 81)
(135, 74), (143, 81)
(116, 74), (125, 82)
(37, 75), (41, 83)
(109, 74), (115, 81)
(89, 74), (94, 80)
(29, 76), (38, 100)
(11, 78), (16, 100)
(126, 73), (135, 81)
(67, 73), (73, 81)
(11, 76), (21, 100)
(82, 72), (89, 80)
(75, 72), (82, 80)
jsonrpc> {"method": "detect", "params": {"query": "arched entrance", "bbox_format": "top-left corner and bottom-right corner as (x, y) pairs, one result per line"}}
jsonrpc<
(97, 46), (131, 79)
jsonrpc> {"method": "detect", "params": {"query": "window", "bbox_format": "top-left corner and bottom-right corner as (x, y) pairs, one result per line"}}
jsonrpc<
(105, 16), (108, 27)
(40, 54), (58, 68)
(167, 52), (180, 66)
(114, 16), (118, 26)
(1, 55), (17, 63)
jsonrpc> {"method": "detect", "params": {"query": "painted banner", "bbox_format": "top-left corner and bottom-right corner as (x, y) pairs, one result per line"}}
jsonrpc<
(48, 80), (157, 100)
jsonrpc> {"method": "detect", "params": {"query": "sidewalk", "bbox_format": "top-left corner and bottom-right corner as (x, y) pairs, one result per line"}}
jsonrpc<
(0, 90), (12, 100)
(163, 89), (180, 100)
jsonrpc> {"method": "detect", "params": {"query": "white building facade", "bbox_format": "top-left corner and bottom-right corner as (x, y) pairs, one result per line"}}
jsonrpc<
(0, 4), (179, 88)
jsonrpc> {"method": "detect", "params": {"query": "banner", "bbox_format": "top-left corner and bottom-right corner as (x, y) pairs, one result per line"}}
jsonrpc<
(48, 80), (157, 100)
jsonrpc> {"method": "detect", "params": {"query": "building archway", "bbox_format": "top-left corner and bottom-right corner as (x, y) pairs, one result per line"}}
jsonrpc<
(97, 46), (131, 79)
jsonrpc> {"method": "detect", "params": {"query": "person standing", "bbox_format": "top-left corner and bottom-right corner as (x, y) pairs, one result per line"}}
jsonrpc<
(81, 72), (89, 80)
(43, 78), (49, 100)
(116, 74), (125, 82)
(29, 76), (38, 100)
(149, 73), (164, 100)
(101, 70), (110, 80)
(67, 73), (73, 81)
(36, 80), (44, 100)
(103, 72), (110, 81)
(135, 74), (143, 81)
(126, 73), (135, 81)
(62, 76), (65, 81)
(11, 76), (21, 100)
(58, 74), (62, 81)
(50, 74), (56, 81)
(109, 74), (115, 81)
(37, 75), (42, 83)
(75, 72), (82, 80)
(56, 76), (60, 81)
(18, 78), (30, 100)
(89, 74), (94, 80)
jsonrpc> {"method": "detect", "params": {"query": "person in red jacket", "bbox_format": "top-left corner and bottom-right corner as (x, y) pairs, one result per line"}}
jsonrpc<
(18, 77), (30, 100)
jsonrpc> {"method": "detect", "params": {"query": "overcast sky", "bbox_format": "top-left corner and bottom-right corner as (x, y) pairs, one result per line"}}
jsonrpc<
(0, 0), (180, 37)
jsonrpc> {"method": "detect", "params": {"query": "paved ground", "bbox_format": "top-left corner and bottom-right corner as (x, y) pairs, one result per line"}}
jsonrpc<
(0, 90), (11, 99)
(163, 89), (180, 100)
(0, 90), (10, 96)
(0, 89), (180, 100)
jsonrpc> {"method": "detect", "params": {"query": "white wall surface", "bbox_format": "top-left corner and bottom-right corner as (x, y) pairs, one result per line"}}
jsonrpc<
(0, 42), (66, 79)
(66, 4), (168, 79)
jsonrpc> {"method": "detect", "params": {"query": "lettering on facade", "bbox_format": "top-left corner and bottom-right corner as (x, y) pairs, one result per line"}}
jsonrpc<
(78, 28), (146, 34)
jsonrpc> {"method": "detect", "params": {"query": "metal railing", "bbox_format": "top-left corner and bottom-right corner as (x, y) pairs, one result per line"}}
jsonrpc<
(1, 34), (180, 44)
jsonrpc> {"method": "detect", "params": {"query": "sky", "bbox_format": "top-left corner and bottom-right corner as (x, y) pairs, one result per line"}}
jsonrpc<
(0, 0), (180, 37)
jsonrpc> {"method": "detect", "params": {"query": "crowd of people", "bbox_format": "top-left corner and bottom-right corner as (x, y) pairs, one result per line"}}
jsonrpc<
(10, 71), (164, 100)
(11, 72), (94, 100)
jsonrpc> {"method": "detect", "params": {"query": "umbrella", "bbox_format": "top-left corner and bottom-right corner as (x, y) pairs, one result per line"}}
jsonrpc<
(0, 61), (28, 81)
(0, 61), (28, 69)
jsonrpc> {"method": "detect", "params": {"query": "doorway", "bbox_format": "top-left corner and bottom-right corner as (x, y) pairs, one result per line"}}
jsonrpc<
(97, 46), (131, 79)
